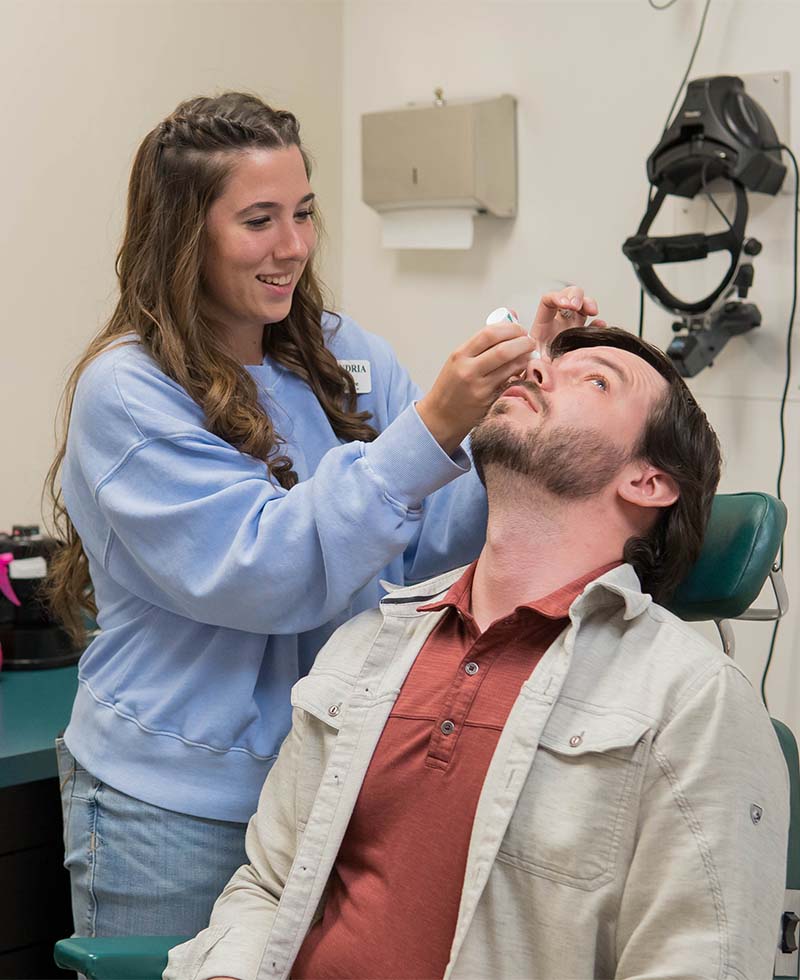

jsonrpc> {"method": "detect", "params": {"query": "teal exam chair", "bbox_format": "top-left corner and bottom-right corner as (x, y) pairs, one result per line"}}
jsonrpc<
(54, 492), (799, 980)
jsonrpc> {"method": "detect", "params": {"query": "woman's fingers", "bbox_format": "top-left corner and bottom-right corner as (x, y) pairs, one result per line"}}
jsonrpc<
(472, 333), (536, 376)
(483, 353), (535, 392)
(460, 320), (529, 358)
(532, 286), (601, 343)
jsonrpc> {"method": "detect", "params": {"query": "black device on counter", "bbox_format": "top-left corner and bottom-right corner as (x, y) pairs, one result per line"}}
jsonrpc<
(0, 525), (79, 670)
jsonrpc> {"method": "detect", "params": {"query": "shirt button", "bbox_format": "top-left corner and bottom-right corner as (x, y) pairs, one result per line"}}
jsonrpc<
(464, 661), (479, 676)
(569, 734), (583, 748)
(328, 704), (341, 717)
(441, 719), (456, 735)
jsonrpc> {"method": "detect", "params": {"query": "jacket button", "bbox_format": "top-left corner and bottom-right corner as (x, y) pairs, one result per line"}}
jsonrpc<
(328, 704), (341, 717)
(441, 719), (456, 735)
(569, 734), (583, 748)
(464, 661), (479, 675)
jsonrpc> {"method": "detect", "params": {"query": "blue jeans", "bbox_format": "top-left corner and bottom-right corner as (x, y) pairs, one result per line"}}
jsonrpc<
(55, 737), (248, 936)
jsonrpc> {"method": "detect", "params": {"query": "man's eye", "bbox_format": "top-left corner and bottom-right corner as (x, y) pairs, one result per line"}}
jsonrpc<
(588, 375), (608, 391)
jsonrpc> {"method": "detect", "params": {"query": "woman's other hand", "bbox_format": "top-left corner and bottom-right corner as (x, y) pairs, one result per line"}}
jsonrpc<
(531, 285), (605, 355)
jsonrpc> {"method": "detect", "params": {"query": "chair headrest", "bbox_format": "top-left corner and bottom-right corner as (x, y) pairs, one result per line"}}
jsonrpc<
(667, 492), (787, 622)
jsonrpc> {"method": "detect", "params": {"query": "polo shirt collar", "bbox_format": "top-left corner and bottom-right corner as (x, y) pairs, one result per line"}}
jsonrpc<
(418, 560), (623, 622)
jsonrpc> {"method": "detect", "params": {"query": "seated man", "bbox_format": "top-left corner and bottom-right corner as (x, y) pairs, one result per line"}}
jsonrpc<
(166, 326), (789, 980)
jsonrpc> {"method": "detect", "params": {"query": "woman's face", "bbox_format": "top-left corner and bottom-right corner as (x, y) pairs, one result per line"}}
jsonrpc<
(202, 145), (317, 343)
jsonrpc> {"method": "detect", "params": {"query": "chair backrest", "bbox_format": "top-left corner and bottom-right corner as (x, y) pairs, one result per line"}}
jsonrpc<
(667, 491), (787, 622)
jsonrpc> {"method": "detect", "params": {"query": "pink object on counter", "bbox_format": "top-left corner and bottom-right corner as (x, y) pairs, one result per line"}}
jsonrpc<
(0, 552), (21, 607)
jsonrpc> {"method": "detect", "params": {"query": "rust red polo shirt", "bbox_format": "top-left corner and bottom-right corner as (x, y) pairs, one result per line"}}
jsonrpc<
(292, 561), (617, 980)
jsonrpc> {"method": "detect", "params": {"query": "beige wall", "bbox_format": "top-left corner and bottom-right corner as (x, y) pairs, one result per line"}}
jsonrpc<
(0, 0), (343, 527)
(340, 0), (800, 727)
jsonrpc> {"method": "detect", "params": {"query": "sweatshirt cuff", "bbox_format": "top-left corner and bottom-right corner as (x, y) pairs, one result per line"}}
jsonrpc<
(362, 402), (471, 509)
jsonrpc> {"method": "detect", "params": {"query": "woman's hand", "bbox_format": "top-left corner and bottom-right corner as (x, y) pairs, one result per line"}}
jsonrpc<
(530, 285), (605, 356)
(417, 321), (536, 455)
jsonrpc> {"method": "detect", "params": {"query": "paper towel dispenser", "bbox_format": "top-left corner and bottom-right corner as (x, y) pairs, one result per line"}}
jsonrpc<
(361, 94), (517, 248)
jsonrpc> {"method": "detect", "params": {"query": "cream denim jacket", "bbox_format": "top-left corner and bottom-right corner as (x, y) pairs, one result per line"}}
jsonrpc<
(165, 564), (789, 980)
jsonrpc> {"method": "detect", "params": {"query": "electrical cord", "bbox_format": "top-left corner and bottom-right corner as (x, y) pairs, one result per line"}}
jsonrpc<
(705, 188), (734, 230)
(639, 0), (713, 337)
(760, 141), (798, 709)
(659, 0), (713, 137)
(700, 158), (734, 231)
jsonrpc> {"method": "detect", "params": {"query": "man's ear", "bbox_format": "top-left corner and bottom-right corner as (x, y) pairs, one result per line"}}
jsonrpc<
(617, 463), (679, 510)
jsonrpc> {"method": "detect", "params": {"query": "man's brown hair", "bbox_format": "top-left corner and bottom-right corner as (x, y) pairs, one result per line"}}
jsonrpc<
(549, 326), (722, 602)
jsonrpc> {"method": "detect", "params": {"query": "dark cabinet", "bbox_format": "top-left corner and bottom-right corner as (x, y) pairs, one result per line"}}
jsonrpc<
(0, 778), (74, 978)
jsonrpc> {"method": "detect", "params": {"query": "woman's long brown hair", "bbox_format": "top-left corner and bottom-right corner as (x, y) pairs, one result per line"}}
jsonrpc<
(45, 92), (377, 646)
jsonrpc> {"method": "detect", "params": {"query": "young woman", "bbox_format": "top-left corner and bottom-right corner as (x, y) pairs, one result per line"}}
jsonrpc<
(47, 91), (597, 936)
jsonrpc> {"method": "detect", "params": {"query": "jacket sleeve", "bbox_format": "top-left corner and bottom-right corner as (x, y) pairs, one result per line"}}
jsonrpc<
(614, 663), (789, 980)
(93, 400), (471, 634)
(163, 707), (305, 980)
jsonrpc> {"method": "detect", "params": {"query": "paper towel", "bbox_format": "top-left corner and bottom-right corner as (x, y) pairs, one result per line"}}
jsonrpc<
(380, 208), (475, 249)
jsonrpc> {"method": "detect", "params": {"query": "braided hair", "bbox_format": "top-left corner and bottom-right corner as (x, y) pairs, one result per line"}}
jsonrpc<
(46, 92), (377, 643)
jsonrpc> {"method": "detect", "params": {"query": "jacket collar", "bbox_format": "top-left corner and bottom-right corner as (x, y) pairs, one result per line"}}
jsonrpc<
(568, 563), (652, 622)
(380, 563), (652, 624)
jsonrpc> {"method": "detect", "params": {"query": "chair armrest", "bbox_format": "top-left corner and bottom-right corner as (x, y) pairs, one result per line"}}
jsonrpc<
(54, 936), (188, 979)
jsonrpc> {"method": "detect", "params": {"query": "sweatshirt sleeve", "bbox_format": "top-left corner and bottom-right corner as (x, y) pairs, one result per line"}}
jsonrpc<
(92, 400), (469, 634)
(614, 663), (788, 979)
(402, 444), (488, 584)
(368, 333), (488, 584)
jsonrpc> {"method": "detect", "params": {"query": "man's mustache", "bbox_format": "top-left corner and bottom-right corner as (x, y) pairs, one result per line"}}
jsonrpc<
(498, 378), (548, 414)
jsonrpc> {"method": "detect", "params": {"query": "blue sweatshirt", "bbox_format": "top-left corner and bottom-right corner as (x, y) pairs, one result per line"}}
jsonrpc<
(62, 314), (488, 821)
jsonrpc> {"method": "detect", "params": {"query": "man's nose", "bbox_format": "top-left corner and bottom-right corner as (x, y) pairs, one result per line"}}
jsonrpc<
(523, 358), (554, 390)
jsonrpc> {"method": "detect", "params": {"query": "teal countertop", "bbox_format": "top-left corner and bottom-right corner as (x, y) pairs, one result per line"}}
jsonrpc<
(0, 665), (78, 788)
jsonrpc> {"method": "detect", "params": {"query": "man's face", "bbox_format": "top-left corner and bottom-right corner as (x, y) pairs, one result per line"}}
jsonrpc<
(471, 345), (669, 498)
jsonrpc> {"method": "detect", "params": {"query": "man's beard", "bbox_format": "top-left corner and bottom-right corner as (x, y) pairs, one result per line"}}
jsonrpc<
(471, 394), (631, 500)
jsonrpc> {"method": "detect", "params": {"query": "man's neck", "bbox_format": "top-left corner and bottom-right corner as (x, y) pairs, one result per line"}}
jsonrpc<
(471, 474), (627, 633)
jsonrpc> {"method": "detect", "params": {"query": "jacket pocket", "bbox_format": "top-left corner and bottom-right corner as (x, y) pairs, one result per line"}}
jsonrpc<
(291, 670), (357, 731)
(497, 704), (650, 890)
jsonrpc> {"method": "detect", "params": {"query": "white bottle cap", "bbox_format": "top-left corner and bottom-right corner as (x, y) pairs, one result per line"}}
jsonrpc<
(485, 307), (519, 326)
